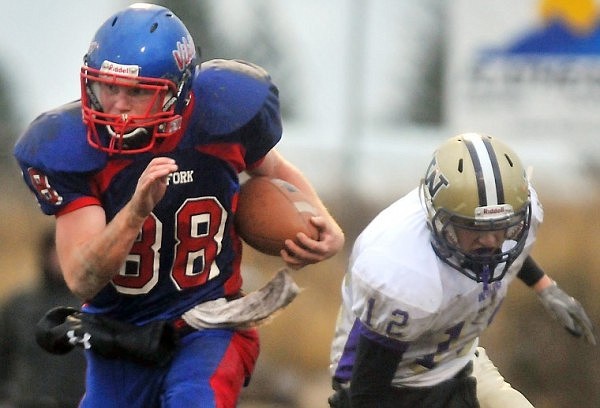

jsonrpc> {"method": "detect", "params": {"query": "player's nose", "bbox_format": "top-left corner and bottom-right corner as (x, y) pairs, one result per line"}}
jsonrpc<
(477, 231), (503, 248)
(112, 92), (133, 112)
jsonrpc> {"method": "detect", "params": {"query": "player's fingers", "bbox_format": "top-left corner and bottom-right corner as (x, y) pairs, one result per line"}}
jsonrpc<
(138, 160), (178, 191)
(572, 322), (597, 345)
(572, 311), (597, 345)
(573, 304), (594, 329)
(148, 156), (177, 166)
(144, 158), (178, 178)
(139, 169), (175, 187)
(283, 239), (316, 260)
(567, 301), (596, 345)
(584, 330), (598, 346)
(310, 216), (345, 253)
(279, 248), (307, 270)
(309, 215), (327, 230)
(294, 231), (322, 249)
(282, 239), (324, 264)
(291, 234), (331, 261)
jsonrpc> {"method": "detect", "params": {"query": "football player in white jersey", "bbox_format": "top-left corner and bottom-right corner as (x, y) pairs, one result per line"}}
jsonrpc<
(329, 133), (596, 408)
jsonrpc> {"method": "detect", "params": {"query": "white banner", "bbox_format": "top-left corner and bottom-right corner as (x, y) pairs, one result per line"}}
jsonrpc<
(446, 0), (600, 144)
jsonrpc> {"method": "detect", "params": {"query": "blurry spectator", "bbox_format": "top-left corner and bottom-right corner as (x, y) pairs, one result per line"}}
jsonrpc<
(0, 227), (86, 408)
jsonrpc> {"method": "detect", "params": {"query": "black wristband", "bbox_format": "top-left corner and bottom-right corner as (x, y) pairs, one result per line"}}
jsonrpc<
(517, 256), (545, 286)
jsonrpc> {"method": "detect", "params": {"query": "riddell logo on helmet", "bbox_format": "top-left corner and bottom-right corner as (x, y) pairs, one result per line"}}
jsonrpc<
(100, 61), (140, 77)
(475, 204), (513, 219)
(483, 207), (504, 214)
(173, 35), (195, 71)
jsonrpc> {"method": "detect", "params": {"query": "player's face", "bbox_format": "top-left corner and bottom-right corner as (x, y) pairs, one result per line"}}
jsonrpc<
(453, 226), (506, 254)
(96, 82), (162, 117)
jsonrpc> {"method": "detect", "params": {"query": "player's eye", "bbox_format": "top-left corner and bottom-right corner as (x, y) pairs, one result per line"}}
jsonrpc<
(100, 83), (121, 95)
(127, 87), (154, 98)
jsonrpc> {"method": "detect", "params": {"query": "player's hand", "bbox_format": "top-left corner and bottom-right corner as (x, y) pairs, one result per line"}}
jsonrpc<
(130, 157), (178, 219)
(538, 283), (597, 345)
(281, 215), (345, 269)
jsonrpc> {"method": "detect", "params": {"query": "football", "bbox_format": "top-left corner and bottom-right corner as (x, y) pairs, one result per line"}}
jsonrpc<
(235, 177), (320, 256)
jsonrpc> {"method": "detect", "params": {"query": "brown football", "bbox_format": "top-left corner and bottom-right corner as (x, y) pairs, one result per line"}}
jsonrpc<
(235, 177), (320, 256)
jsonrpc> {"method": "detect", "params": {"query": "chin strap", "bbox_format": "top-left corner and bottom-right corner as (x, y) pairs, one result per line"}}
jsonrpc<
(479, 265), (491, 301)
(482, 264), (490, 291)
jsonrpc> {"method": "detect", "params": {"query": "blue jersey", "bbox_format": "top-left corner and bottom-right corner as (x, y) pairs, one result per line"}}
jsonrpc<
(14, 59), (282, 325)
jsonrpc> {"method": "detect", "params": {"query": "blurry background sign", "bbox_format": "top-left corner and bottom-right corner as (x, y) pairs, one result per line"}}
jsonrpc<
(447, 0), (600, 148)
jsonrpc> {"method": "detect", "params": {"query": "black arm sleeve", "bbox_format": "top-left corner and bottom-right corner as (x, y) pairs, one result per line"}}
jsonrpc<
(350, 334), (403, 407)
(517, 255), (545, 286)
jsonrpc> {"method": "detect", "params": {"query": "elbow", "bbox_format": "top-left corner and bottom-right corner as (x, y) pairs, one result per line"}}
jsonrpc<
(62, 265), (108, 301)
(66, 280), (97, 302)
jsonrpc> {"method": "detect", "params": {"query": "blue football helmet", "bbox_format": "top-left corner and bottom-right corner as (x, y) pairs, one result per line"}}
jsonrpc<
(81, 3), (198, 154)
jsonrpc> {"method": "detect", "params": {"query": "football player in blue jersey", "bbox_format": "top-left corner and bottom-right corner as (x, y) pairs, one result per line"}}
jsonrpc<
(328, 133), (595, 408)
(13, 3), (344, 407)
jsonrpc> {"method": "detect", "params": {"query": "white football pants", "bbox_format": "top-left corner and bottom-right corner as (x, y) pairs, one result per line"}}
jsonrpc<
(473, 347), (534, 408)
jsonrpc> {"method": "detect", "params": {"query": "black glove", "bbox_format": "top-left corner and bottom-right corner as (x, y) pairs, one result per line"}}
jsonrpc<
(328, 389), (350, 408)
(538, 283), (597, 345)
(36, 306), (179, 366)
(35, 306), (81, 354)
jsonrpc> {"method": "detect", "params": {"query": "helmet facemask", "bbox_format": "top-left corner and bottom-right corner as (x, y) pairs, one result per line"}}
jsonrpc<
(427, 201), (531, 283)
(81, 65), (185, 154)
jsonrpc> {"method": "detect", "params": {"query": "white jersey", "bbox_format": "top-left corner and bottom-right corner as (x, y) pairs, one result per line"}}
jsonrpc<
(330, 187), (543, 388)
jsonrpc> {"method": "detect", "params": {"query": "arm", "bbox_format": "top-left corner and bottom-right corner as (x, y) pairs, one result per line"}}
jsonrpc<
(518, 255), (596, 345)
(248, 149), (345, 268)
(56, 157), (178, 300)
(516, 255), (547, 287)
(350, 333), (403, 407)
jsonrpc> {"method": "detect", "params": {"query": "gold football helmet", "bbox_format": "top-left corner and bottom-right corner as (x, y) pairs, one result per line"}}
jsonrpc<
(420, 133), (531, 283)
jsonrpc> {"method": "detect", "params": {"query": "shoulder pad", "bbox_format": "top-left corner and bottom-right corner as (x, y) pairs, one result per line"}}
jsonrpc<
(14, 102), (106, 173)
(352, 247), (443, 314)
(192, 59), (274, 135)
